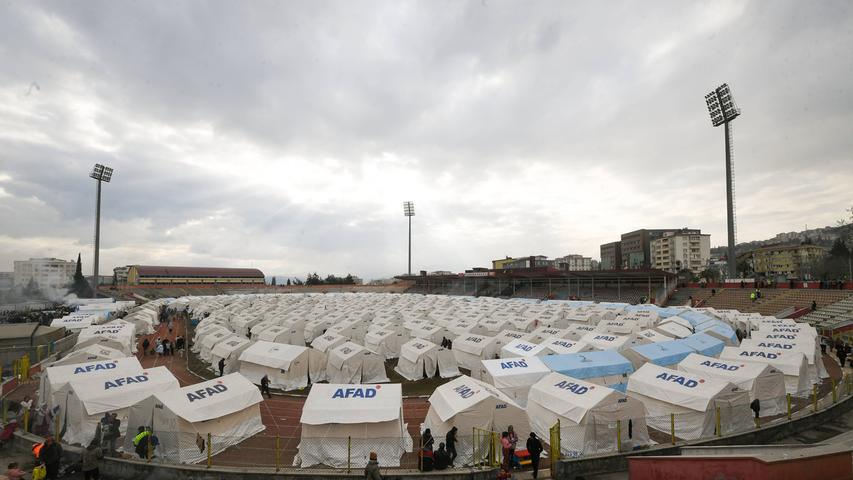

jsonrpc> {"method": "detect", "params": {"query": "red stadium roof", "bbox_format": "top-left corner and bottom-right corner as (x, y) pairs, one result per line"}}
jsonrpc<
(133, 266), (265, 278)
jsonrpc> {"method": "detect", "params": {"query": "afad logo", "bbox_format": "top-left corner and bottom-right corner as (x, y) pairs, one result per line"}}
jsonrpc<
(550, 340), (574, 349)
(594, 335), (616, 342)
(553, 380), (591, 395)
(757, 342), (793, 350)
(73, 361), (118, 374)
(187, 380), (228, 402)
(764, 334), (796, 340)
(656, 372), (703, 388)
(500, 360), (528, 370)
(771, 328), (801, 333)
(699, 360), (742, 371)
(739, 351), (780, 359)
(104, 373), (149, 390)
(514, 343), (536, 352)
(332, 385), (381, 399)
(453, 384), (480, 399)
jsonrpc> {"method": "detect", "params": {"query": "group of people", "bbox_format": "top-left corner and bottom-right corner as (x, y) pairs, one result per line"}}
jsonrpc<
(420, 427), (458, 471)
(749, 288), (763, 302)
(141, 335), (185, 356)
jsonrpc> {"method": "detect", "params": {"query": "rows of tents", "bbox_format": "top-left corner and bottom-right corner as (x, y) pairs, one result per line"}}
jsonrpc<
(37, 294), (826, 468)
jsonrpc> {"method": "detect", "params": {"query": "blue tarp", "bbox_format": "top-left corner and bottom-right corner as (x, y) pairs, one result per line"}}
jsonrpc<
(630, 340), (695, 366)
(681, 332), (726, 357)
(542, 350), (635, 379)
(698, 321), (738, 345)
(655, 307), (683, 319)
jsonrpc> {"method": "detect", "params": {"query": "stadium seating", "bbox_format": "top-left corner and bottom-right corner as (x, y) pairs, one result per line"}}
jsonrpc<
(668, 287), (853, 317)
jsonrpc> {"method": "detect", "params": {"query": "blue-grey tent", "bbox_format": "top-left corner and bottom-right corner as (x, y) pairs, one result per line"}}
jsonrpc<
(681, 332), (726, 357)
(542, 350), (634, 392)
(625, 340), (695, 369)
(697, 321), (738, 346)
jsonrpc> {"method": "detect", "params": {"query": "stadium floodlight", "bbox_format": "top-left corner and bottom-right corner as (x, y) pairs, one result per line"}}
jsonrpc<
(404, 201), (415, 276)
(90, 163), (114, 294)
(705, 83), (741, 280)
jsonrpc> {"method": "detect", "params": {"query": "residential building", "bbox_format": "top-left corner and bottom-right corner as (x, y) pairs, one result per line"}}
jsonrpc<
(113, 266), (130, 284)
(619, 228), (702, 269)
(736, 244), (828, 280)
(651, 231), (711, 275)
(555, 254), (593, 271)
(0, 272), (12, 291)
(600, 242), (622, 270)
(504, 256), (556, 269)
(13, 258), (77, 291)
(491, 257), (516, 270)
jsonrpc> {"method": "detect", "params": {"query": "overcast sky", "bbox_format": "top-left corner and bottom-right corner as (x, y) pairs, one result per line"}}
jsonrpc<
(1, 1), (852, 280)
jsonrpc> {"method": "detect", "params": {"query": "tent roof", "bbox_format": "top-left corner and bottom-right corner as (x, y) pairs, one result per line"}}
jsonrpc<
(481, 356), (550, 383)
(453, 334), (497, 356)
(627, 363), (733, 412)
(238, 341), (308, 370)
(211, 336), (252, 357)
(541, 350), (634, 379)
(400, 338), (438, 363)
(528, 372), (624, 423)
(427, 375), (518, 423)
(630, 340), (694, 366)
(680, 333), (725, 357)
(501, 339), (547, 357)
(541, 337), (588, 355)
(46, 356), (142, 390)
(156, 373), (263, 423)
(70, 366), (179, 416)
(677, 353), (780, 384)
(301, 383), (403, 425)
(638, 329), (673, 343)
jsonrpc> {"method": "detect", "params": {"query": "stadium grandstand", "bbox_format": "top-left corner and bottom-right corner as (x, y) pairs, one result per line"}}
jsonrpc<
(126, 266), (265, 286)
(399, 268), (676, 304)
(668, 285), (853, 319)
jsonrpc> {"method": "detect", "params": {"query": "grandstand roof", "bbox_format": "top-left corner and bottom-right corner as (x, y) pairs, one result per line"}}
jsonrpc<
(396, 268), (675, 281)
(132, 266), (265, 278)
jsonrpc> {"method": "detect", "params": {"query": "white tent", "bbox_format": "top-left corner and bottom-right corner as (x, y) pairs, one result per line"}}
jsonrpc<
(410, 324), (448, 344)
(310, 332), (349, 353)
(296, 383), (412, 468)
(655, 322), (693, 339)
(437, 348), (461, 379)
(479, 356), (551, 407)
(453, 334), (498, 371)
(72, 337), (132, 357)
(527, 372), (649, 455)
(48, 344), (125, 368)
(256, 325), (304, 346)
(540, 337), (592, 356)
(637, 329), (673, 345)
(124, 373), (265, 464)
(423, 375), (530, 466)
(596, 319), (640, 335)
(364, 329), (405, 359)
(39, 356), (143, 411)
(580, 332), (651, 352)
(199, 330), (235, 362)
(209, 337), (254, 374)
(238, 341), (310, 391)
(51, 315), (100, 331)
(677, 353), (786, 416)
(529, 327), (569, 343)
(326, 342), (389, 384)
(563, 323), (599, 341)
(492, 330), (533, 349)
(231, 315), (264, 338)
(60, 366), (179, 446)
(626, 364), (752, 441)
(192, 323), (228, 348)
(719, 346), (810, 394)
(500, 339), (548, 359)
(77, 321), (137, 354)
(122, 310), (158, 335)
(395, 339), (439, 381)
(744, 334), (828, 381)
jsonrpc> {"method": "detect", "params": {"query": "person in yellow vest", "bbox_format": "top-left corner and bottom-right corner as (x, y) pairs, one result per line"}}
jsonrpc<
(132, 427), (151, 459)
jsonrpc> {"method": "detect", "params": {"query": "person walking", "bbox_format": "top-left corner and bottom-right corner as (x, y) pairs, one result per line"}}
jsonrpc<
(839, 343), (849, 369)
(260, 374), (272, 399)
(812, 300), (818, 311)
(526, 432), (543, 480)
(365, 452), (382, 480)
(38, 434), (62, 480)
(500, 432), (511, 471)
(445, 426), (458, 467)
(81, 441), (103, 480)
(106, 413), (121, 456)
(218, 358), (226, 377)
(142, 338), (150, 356)
(422, 428), (434, 452)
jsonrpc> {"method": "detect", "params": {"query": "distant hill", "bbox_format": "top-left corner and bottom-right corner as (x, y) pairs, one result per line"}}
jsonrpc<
(712, 223), (853, 257)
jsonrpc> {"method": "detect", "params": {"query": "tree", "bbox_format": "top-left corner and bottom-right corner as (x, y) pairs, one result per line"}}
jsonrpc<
(305, 273), (323, 286)
(345, 274), (354, 285)
(271, 277), (277, 286)
(286, 278), (292, 286)
(699, 268), (721, 283)
(70, 252), (93, 298)
(821, 238), (851, 280)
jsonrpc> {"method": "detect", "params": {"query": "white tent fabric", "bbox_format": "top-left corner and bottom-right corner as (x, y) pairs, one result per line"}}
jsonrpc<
(529, 327), (569, 343)
(256, 325), (305, 346)
(596, 319), (640, 335)
(480, 356), (551, 407)
(540, 337), (592, 355)
(327, 342), (389, 384)
(677, 353), (786, 415)
(209, 337), (254, 375)
(199, 330), (235, 362)
(423, 375), (530, 466)
(124, 373), (265, 464)
(395, 339), (439, 381)
(527, 372), (649, 455)
(580, 332), (651, 352)
(453, 334), (498, 371)
(719, 346), (810, 394)
(238, 341), (310, 391)
(364, 329), (405, 359)
(40, 356), (142, 411)
(563, 323), (600, 341)
(51, 315), (100, 331)
(61, 366), (179, 446)
(437, 348), (461, 378)
(655, 322), (693, 339)
(500, 339), (548, 359)
(745, 334), (828, 381)
(627, 364), (752, 440)
(192, 323), (228, 349)
(310, 333), (349, 353)
(48, 344), (125, 368)
(296, 383), (412, 468)
(492, 330), (533, 349)
(77, 321), (137, 354)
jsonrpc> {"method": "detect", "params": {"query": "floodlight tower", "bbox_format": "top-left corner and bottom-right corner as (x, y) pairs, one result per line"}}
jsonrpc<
(705, 83), (741, 280)
(403, 201), (415, 276)
(90, 163), (114, 293)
